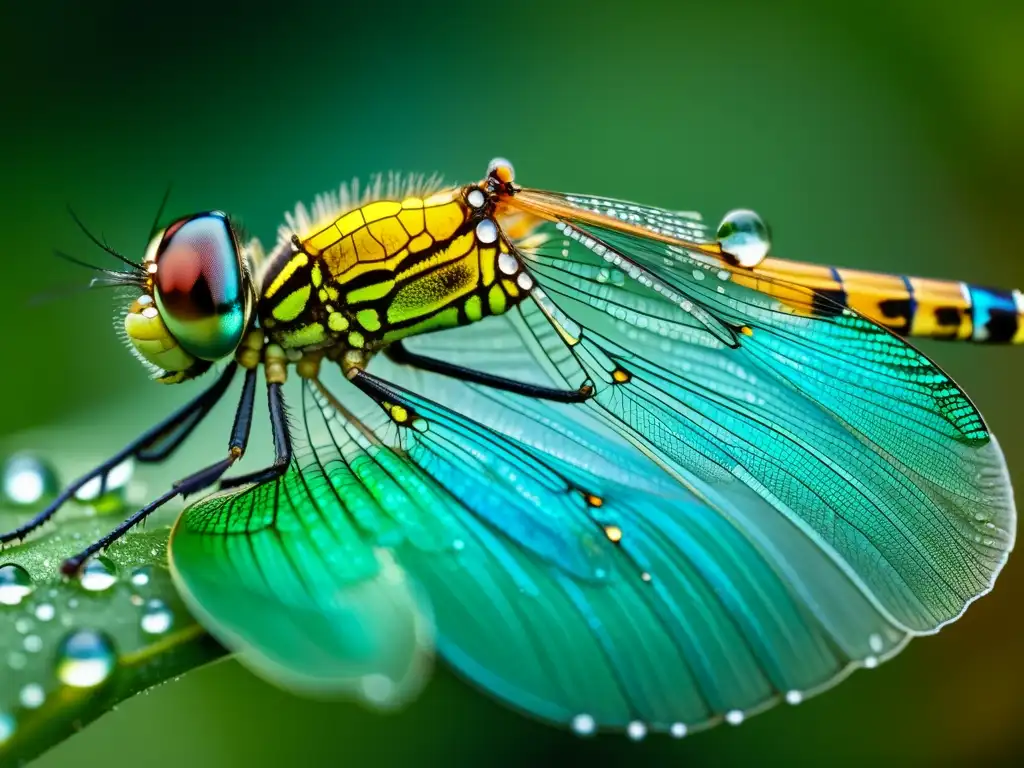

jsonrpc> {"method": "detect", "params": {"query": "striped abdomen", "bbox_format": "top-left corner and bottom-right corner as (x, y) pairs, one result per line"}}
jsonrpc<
(736, 258), (1024, 343)
(258, 188), (531, 352)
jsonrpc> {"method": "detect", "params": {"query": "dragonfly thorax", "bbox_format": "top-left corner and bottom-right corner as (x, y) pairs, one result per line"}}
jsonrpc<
(255, 183), (535, 360)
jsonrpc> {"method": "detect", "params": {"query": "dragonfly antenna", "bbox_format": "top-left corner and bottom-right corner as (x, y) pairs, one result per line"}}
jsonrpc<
(66, 205), (144, 270)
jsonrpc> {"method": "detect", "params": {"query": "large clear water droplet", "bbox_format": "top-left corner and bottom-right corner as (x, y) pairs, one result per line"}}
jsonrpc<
(140, 599), (173, 635)
(716, 209), (771, 268)
(1, 453), (59, 507)
(0, 564), (34, 606)
(55, 629), (116, 688)
(79, 557), (118, 592)
(74, 458), (134, 514)
(0, 711), (14, 746)
(34, 603), (55, 622)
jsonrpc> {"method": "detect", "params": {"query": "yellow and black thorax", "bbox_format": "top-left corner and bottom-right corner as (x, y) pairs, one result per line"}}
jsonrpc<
(256, 186), (533, 354)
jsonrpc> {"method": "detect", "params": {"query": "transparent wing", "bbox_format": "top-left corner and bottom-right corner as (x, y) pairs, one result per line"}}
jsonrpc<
(501, 188), (1015, 632)
(171, 356), (912, 735)
(171, 186), (1014, 736)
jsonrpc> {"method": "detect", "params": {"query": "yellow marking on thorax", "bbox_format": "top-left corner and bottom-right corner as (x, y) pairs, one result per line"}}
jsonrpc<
(272, 284), (311, 322)
(395, 230), (475, 283)
(387, 253), (480, 323)
(301, 190), (467, 281)
(280, 323), (327, 348)
(264, 253), (308, 299)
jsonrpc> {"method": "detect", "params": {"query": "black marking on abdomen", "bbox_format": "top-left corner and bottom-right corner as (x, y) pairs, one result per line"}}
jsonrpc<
(879, 298), (913, 332)
(935, 306), (963, 327)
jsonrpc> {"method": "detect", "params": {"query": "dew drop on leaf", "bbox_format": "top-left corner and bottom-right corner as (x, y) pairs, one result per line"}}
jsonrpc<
(0, 564), (34, 606)
(19, 683), (45, 709)
(79, 557), (118, 593)
(55, 629), (116, 688)
(1, 453), (59, 506)
(130, 566), (152, 588)
(74, 458), (134, 514)
(140, 599), (173, 635)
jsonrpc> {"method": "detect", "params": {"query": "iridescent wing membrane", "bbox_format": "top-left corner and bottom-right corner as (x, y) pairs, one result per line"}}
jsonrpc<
(170, 189), (1015, 736)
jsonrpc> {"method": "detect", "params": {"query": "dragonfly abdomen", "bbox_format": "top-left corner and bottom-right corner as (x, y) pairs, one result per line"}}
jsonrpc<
(257, 187), (531, 354)
(744, 258), (1024, 343)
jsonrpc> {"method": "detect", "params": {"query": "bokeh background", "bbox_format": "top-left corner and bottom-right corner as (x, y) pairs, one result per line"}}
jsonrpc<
(2, 0), (1023, 765)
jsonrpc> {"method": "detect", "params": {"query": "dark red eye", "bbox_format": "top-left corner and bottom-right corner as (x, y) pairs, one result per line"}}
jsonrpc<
(153, 212), (246, 360)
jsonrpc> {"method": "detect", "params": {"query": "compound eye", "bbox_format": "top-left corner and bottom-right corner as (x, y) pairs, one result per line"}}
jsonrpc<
(152, 212), (246, 360)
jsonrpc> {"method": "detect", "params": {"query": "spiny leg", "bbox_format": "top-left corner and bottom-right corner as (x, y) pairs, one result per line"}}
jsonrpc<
(219, 381), (292, 489)
(384, 340), (593, 403)
(0, 363), (238, 545)
(60, 367), (259, 575)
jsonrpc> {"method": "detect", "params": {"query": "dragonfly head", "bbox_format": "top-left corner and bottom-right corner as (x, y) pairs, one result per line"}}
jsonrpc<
(124, 211), (257, 384)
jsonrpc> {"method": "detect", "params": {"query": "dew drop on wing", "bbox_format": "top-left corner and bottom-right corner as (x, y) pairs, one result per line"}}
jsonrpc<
(716, 208), (771, 268)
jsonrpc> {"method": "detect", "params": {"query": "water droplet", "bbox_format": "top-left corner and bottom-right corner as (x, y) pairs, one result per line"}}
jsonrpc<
(23, 634), (42, 653)
(571, 713), (596, 736)
(19, 683), (44, 709)
(725, 709), (744, 725)
(626, 720), (647, 741)
(670, 722), (688, 738)
(55, 629), (116, 688)
(0, 711), (14, 746)
(7, 652), (26, 670)
(14, 618), (31, 634)
(864, 655), (879, 669)
(0, 564), (34, 606)
(868, 633), (884, 654)
(79, 557), (118, 592)
(74, 458), (134, 513)
(716, 209), (771, 268)
(359, 674), (394, 705)
(1, 453), (59, 506)
(130, 567), (152, 587)
(785, 690), (803, 705)
(34, 603), (55, 622)
(140, 599), (173, 635)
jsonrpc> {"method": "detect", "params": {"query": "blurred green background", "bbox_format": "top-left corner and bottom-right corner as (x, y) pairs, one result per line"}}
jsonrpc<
(2, 0), (1022, 765)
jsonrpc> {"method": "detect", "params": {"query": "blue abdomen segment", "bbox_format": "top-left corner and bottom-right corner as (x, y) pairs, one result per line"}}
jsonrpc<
(968, 286), (1023, 343)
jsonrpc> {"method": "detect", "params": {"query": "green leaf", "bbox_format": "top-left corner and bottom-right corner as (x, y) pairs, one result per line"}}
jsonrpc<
(0, 421), (226, 766)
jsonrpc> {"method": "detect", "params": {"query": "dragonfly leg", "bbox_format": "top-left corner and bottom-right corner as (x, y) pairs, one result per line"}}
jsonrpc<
(384, 340), (594, 402)
(219, 382), (292, 489)
(0, 363), (238, 546)
(59, 367), (259, 575)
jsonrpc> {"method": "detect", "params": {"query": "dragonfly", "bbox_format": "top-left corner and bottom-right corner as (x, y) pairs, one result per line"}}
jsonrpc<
(1, 158), (1016, 738)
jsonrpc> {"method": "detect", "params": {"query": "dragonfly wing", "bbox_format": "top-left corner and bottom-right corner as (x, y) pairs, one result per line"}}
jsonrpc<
(172, 357), (911, 732)
(168, 455), (435, 707)
(502, 189), (1015, 632)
